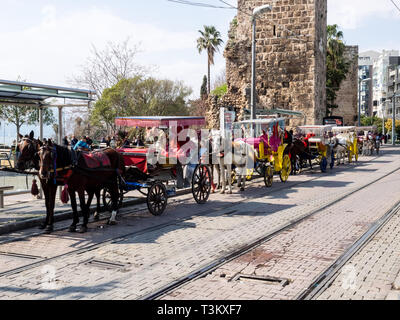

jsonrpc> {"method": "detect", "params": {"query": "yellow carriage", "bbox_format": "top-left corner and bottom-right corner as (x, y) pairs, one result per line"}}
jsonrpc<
(233, 118), (291, 187)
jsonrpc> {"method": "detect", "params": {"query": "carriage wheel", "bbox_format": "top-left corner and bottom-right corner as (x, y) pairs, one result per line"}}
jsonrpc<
(192, 165), (211, 204)
(264, 165), (274, 188)
(280, 155), (291, 183)
(147, 183), (168, 216)
(102, 187), (124, 213)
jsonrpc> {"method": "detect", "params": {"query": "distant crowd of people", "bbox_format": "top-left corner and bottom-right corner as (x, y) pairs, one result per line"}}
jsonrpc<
(60, 134), (146, 152)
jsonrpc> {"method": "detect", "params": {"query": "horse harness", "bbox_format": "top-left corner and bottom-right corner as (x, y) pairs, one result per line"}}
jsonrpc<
(40, 145), (121, 185)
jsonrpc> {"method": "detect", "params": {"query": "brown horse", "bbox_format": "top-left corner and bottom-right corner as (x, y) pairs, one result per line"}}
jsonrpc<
(288, 138), (314, 174)
(17, 132), (104, 223)
(37, 140), (125, 233)
(17, 132), (124, 233)
(17, 133), (104, 222)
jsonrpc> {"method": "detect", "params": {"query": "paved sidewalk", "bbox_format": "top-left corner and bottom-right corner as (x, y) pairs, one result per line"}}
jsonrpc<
(0, 147), (394, 300)
(317, 207), (400, 300)
(160, 147), (400, 300)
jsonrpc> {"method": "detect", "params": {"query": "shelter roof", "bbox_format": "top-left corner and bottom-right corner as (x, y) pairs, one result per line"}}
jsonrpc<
(0, 79), (95, 106)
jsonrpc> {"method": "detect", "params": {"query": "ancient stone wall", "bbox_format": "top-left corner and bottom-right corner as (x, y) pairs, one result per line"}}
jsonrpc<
(222, 0), (327, 127)
(333, 45), (359, 126)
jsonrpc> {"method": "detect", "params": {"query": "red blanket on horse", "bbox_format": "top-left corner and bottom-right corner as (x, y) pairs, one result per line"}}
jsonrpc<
(81, 151), (111, 169)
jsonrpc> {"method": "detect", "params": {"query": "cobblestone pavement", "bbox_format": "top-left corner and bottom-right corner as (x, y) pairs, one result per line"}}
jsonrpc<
(317, 205), (400, 300)
(0, 147), (397, 300)
(161, 147), (400, 300)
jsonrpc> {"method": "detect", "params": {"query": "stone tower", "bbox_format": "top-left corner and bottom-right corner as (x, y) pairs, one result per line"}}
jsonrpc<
(333, 45), (359, 126)
(223, 0), (327, 126)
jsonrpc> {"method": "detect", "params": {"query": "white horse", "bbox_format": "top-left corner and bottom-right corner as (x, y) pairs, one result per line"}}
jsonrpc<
(330, 136), (348, 165)
(210, 130), (232, 194)
(209, 130), (253, 193)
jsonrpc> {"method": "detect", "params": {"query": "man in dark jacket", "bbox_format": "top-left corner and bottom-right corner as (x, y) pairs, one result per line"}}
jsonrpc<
(71, 136), (78, 148)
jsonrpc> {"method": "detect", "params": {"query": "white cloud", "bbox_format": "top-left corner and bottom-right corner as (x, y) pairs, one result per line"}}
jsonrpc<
(328, 0), (400, 29)
(0, 6), (199, 89)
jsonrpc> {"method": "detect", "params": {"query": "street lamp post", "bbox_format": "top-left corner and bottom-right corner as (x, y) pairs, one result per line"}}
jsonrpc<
(392, 90), (396, 146)
(382, 100), (386, 136)
(358, 77), (371, 126)
(251, 4), (272, 121)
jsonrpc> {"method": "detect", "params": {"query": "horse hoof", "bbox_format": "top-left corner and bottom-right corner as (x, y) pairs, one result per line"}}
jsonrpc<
(108, 220), (117, 226)
(44, 225), (53, 234)
(228, 191), (233, 195)
(38, 223), (47, 230)
(79, 226), (88, 234)
(69, 225), (77, 233)
(240, 188), (245, 192)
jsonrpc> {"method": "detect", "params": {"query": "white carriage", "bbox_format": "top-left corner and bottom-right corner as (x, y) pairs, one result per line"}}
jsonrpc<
(332, 126), (358, 163)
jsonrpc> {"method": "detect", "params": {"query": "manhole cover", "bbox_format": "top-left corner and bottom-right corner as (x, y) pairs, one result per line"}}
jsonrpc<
(83, 259), (128, 270)
(231, 274), (290, 287)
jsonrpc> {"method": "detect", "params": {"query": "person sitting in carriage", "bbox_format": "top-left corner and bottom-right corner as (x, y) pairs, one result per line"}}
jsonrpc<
(73, 136), (90, 152)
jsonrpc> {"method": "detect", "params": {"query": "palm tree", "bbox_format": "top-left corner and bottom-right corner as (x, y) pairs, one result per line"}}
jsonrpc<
(197, 26), (224, 95)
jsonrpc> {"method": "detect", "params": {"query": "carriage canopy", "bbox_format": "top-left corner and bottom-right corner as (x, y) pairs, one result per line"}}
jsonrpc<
(297, 125), (333, 136)
(115, 116), (206, 128)
(332, 126), (356, 133)
(233, 118), (286, 138)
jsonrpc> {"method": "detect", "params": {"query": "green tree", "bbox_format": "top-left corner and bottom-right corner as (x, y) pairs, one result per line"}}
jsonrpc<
(360, 115), (384, 134)
(91, 77), (192, 131)
(326, 24), (350, 117)
(0, 105), (55, 144)
(211, 83), (228, 98)
(197, 26), (224, 94)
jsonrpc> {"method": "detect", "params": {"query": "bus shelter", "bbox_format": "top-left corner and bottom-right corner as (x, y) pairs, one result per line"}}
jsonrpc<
(0, 79), (95, 145)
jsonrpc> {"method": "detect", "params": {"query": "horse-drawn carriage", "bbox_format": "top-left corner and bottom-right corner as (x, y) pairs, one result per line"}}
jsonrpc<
(332, 126), (359, 163)
(295, 125), (334, 173)
(356, 126), (379, 156)
(105, 116), (212, 216)
(233, 118), (292, 188)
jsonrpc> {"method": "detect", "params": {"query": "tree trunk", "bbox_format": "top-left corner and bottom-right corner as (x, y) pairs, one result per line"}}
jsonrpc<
(208, 60), (211, 95)
(16, 122), (20, 148)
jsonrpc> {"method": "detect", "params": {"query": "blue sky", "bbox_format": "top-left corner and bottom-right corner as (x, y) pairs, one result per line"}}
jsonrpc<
(0, 0), (399, 143)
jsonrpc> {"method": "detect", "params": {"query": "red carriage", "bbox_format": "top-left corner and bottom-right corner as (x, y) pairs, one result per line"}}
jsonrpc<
(103, 116), (212, 216)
